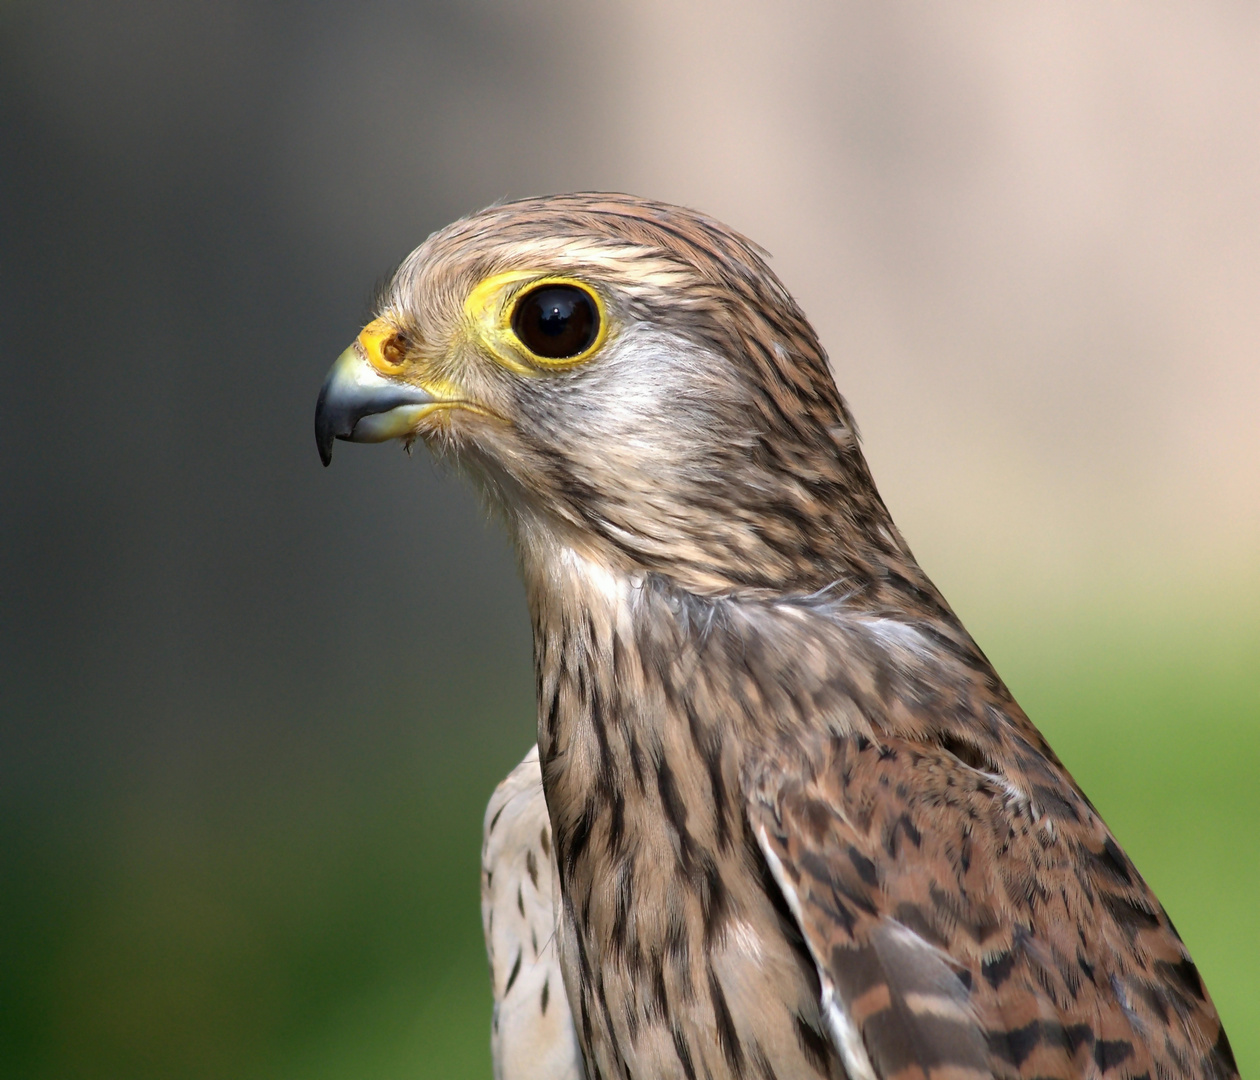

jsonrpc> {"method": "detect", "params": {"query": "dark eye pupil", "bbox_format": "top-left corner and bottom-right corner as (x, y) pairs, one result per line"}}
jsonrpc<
(512, 284), (599, 360)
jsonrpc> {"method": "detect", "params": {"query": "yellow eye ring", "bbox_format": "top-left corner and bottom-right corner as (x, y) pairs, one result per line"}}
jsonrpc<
(465, 272), (608, 372)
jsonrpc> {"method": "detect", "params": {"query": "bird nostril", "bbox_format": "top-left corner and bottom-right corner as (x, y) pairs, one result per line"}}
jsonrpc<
(380, 332), (408, 367)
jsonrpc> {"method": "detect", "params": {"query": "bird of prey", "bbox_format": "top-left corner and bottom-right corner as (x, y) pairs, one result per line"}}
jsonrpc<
(314, 194), (1237, 1080)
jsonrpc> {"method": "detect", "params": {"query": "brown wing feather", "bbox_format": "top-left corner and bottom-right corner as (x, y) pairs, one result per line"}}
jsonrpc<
(748, 733), (1238, 1080)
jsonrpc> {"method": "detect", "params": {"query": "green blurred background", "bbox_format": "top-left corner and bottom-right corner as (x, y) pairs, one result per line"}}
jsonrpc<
(1, 2), (1255, 1078)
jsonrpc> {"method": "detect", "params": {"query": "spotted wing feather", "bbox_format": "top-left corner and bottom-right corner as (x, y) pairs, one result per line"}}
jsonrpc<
(482, 745), (585, 1080)
(748, 734), (1238, 1080)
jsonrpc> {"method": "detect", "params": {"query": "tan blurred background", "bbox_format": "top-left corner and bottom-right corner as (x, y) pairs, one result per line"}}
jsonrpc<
(1, 2), (1256, 1077)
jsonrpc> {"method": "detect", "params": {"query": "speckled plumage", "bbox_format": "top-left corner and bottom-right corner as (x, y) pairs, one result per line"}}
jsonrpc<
(318, 193), (1237, 1080)
(482, 746), (583, 1080)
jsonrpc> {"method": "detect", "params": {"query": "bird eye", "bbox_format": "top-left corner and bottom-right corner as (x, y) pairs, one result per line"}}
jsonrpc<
(510, 283), (600, 361)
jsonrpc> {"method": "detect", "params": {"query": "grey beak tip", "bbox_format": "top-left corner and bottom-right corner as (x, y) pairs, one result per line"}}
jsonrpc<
(314, 381), (336, 466)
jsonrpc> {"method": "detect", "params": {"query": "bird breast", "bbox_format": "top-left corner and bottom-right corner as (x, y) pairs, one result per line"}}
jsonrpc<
(529, 553), (849, 1080)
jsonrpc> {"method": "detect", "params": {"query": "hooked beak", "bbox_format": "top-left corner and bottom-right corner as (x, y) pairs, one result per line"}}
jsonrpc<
(314, 326), (436, 466)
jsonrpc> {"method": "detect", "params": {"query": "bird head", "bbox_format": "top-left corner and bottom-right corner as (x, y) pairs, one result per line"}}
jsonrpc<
(315, 194), (905, 595)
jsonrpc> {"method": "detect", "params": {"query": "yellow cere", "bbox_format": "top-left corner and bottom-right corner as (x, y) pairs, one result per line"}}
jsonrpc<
(357, 318), (407, 376)
(463, 271), (609, 373)
(353, 317), (467, 413)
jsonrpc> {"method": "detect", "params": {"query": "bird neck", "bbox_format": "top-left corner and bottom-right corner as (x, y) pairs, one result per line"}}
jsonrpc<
(521, 540), (1045, 896)
(525, 545), (758, 898)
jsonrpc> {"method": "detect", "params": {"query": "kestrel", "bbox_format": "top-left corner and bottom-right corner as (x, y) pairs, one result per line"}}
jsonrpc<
(315, 194), (1237, 1080)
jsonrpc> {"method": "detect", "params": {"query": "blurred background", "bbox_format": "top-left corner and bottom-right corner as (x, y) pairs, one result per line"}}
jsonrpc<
(1, 1), (1256, 1077)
